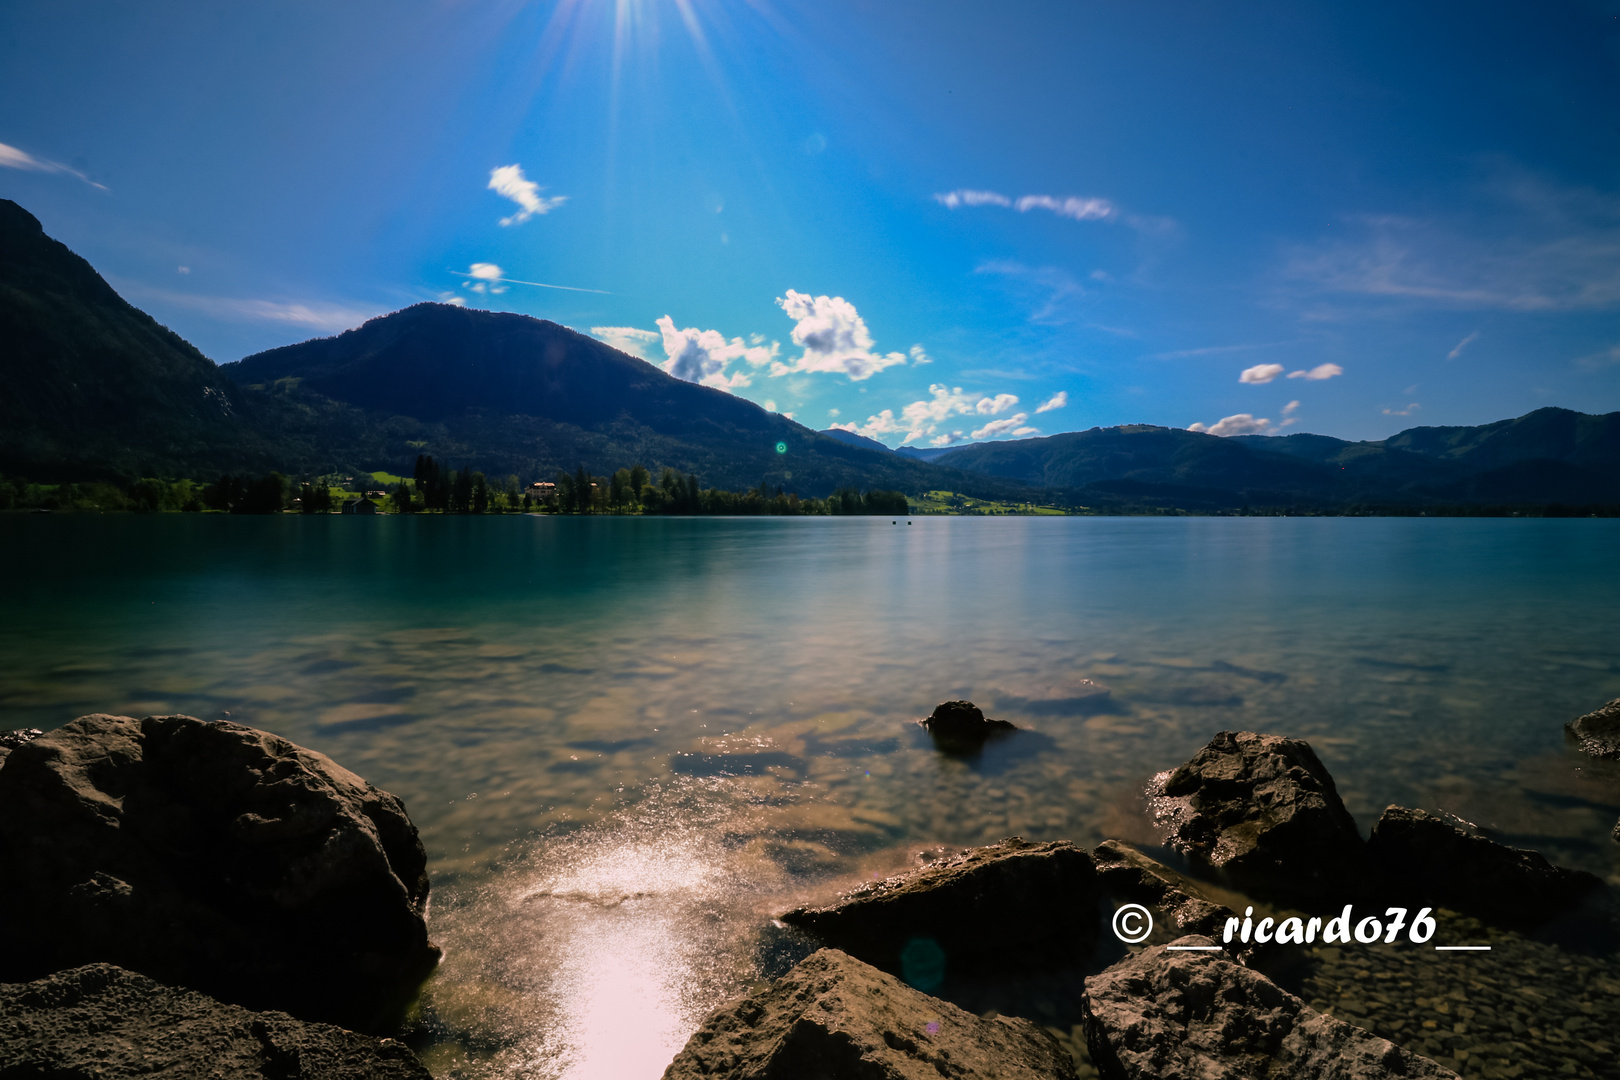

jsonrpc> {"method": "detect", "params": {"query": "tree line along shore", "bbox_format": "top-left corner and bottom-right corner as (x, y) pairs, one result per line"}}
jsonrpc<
(0, 455), (912, 517)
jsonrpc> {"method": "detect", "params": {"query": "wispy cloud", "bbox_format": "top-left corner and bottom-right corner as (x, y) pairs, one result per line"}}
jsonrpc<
(654, 316), (776, 391)
(489, 164), (567, 226)
(1576, 344), (1620, 371)
(591, 325), (661, 361)
(1035, 391), (1068, 413)
(0, 140), (106, 189)
(1240, 363), (1285, 384)
(1382, 403), (1421, 416)
(975, 261), (1088, 324)
(119, 284), (376, 332)
(933, 189), (1011, 209)
(1287, 363), (1343, 381)
(936, 188), (1117, 223)
(772, 290), (914, 380)
(1280, 400), (1301, 428)
(1447, 331), (1480, 359)
(1189, 413), (1272, 436)
(1286, 173), (1620, 312)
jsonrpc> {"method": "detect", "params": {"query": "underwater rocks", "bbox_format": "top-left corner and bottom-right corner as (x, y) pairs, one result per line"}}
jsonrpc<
(919, 699), (1019, 754)
(0, 963), (432, 1080)
(0, 713), (439, 1033)
(1366, 806), (1604, 927)
(662, 947), (1077, 1080)
(1565, 697), (1620, 760)
(1150, 730), (1373, 901)
(1081, 937), (1459, 1080)
(779, 836), (1099, 977)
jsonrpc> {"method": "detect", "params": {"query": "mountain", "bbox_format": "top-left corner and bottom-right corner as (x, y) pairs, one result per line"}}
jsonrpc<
(0, 199), (282, 478)
(928, 411), (1620, 506)
(820, 428), (893, 454)
(221, 304), (1038, 497)
(895, 445), (974, 463)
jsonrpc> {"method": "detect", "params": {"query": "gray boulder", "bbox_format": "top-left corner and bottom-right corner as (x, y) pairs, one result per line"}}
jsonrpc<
(0, 714), (439, 1032)
(1150, 731), (1372, 900)
(919, 700), (1018, 754)
(1082, 937), (1458, 1080)
(663, 947), (1077, 1079)
(779, 837), (1099, 977)
(1366, 806), (1604, 927)
(1566, 697), (1620, 760)
(0, 963), (431, 1080)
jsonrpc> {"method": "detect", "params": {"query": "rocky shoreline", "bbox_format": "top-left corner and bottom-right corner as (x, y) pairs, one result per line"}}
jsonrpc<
(2, 702), (1616, 1079)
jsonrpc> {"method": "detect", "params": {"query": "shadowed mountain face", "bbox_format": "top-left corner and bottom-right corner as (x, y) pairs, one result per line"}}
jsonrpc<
(221, 303), (1027, 496)
(0, 200), (279, 478)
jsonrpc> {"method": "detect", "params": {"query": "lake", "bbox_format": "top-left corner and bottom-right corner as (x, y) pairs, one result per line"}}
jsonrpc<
(3, 514), (1618, 1077)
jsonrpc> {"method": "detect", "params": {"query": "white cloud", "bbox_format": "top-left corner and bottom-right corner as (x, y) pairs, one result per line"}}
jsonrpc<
(971, 413), (1035, 440)
(1280, 400), (1301, 427)
(654, 315), (776, 391)
(489, 164), (567, 226)
(1189, 413), (1272, 436)
(909, 344), (932, 365)
(1447, 331), (1480, 359)
(935, 188), (1116, 222)
(119, 285), (377, 332)
(774, 290), (911, 380)
(975, 393), (1019, 415)
(462, 262), (508, 294)
(1240, 363), (1286, 384)
(840, 383), (1031, 445)
(1382, 403), (1421, 417)
(1015, 194), (1116, 221)
(591, 325), (661, 360)
(828, 421), (857, 432)
(177, 266), (190, 275)
(1288, 363), (1343, 381)
(1035, 391), (1068, 413)
(0, 140), (106, 188)
(437, 292), (467, 307)
(764, 399), (777, 411)
(934, 189), (1012, 209)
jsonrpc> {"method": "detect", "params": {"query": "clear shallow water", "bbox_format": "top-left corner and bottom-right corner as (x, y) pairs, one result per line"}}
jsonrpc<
(3, 515), (1619, 1076)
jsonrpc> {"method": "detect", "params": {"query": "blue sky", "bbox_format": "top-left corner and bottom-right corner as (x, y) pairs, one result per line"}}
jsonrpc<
(3, 0), (1618, 445)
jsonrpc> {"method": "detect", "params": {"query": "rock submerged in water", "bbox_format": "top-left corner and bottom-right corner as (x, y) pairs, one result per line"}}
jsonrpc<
(1150, 730), (1373, 901)
(918, 699), (1019, 754)
(0, 714), (440, 1033)
(779, 837), (1099, 978)
(1091, 840), (1240, 945)
(662, 947), (1077, 1080)
(0, 963), (432, 1080)
(1082, 937), (1459, 1080)
(1566, 697), (1620, 760)
(1366, 806), (1604, 927)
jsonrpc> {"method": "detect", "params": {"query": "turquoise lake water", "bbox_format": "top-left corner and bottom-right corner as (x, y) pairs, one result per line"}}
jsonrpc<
(3, 515), (1618, 1076)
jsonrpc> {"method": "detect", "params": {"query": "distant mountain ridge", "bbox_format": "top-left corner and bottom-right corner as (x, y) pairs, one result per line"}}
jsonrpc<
(2, 196), (1616, 509)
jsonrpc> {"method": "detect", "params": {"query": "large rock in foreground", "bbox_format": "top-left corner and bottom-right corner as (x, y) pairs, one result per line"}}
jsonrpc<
(1082, 937), (1458, 1080)
(1150, 731), (1371, 901)
(1367, 806), (1604, 927)
(663, 948), (1077, 1079)
(779, 837), (1098, 978)
(0, 714), (439, 1032)
(1566, 697), (1620, 760)
(0, 963), (431, 1080)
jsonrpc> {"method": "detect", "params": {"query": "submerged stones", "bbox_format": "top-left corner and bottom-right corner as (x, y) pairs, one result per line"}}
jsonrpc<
(1091, 840), (1239, 945)
(662, 947), (1078, 1080)
(0, 713), (440, 1033)
(1149, 730), (1372, 901)
(1081, 937), (1459, 1080)
(1366, 806), (1604, 927)
(1565, 697), (1620, 760)
(779, 837), (1098, 978)
(0, 963), (432, 1080)
(918, 699), (1018, 754)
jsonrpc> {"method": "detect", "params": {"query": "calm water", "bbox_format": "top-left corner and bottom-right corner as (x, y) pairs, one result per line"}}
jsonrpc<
(4, 515), (1619, 1076)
